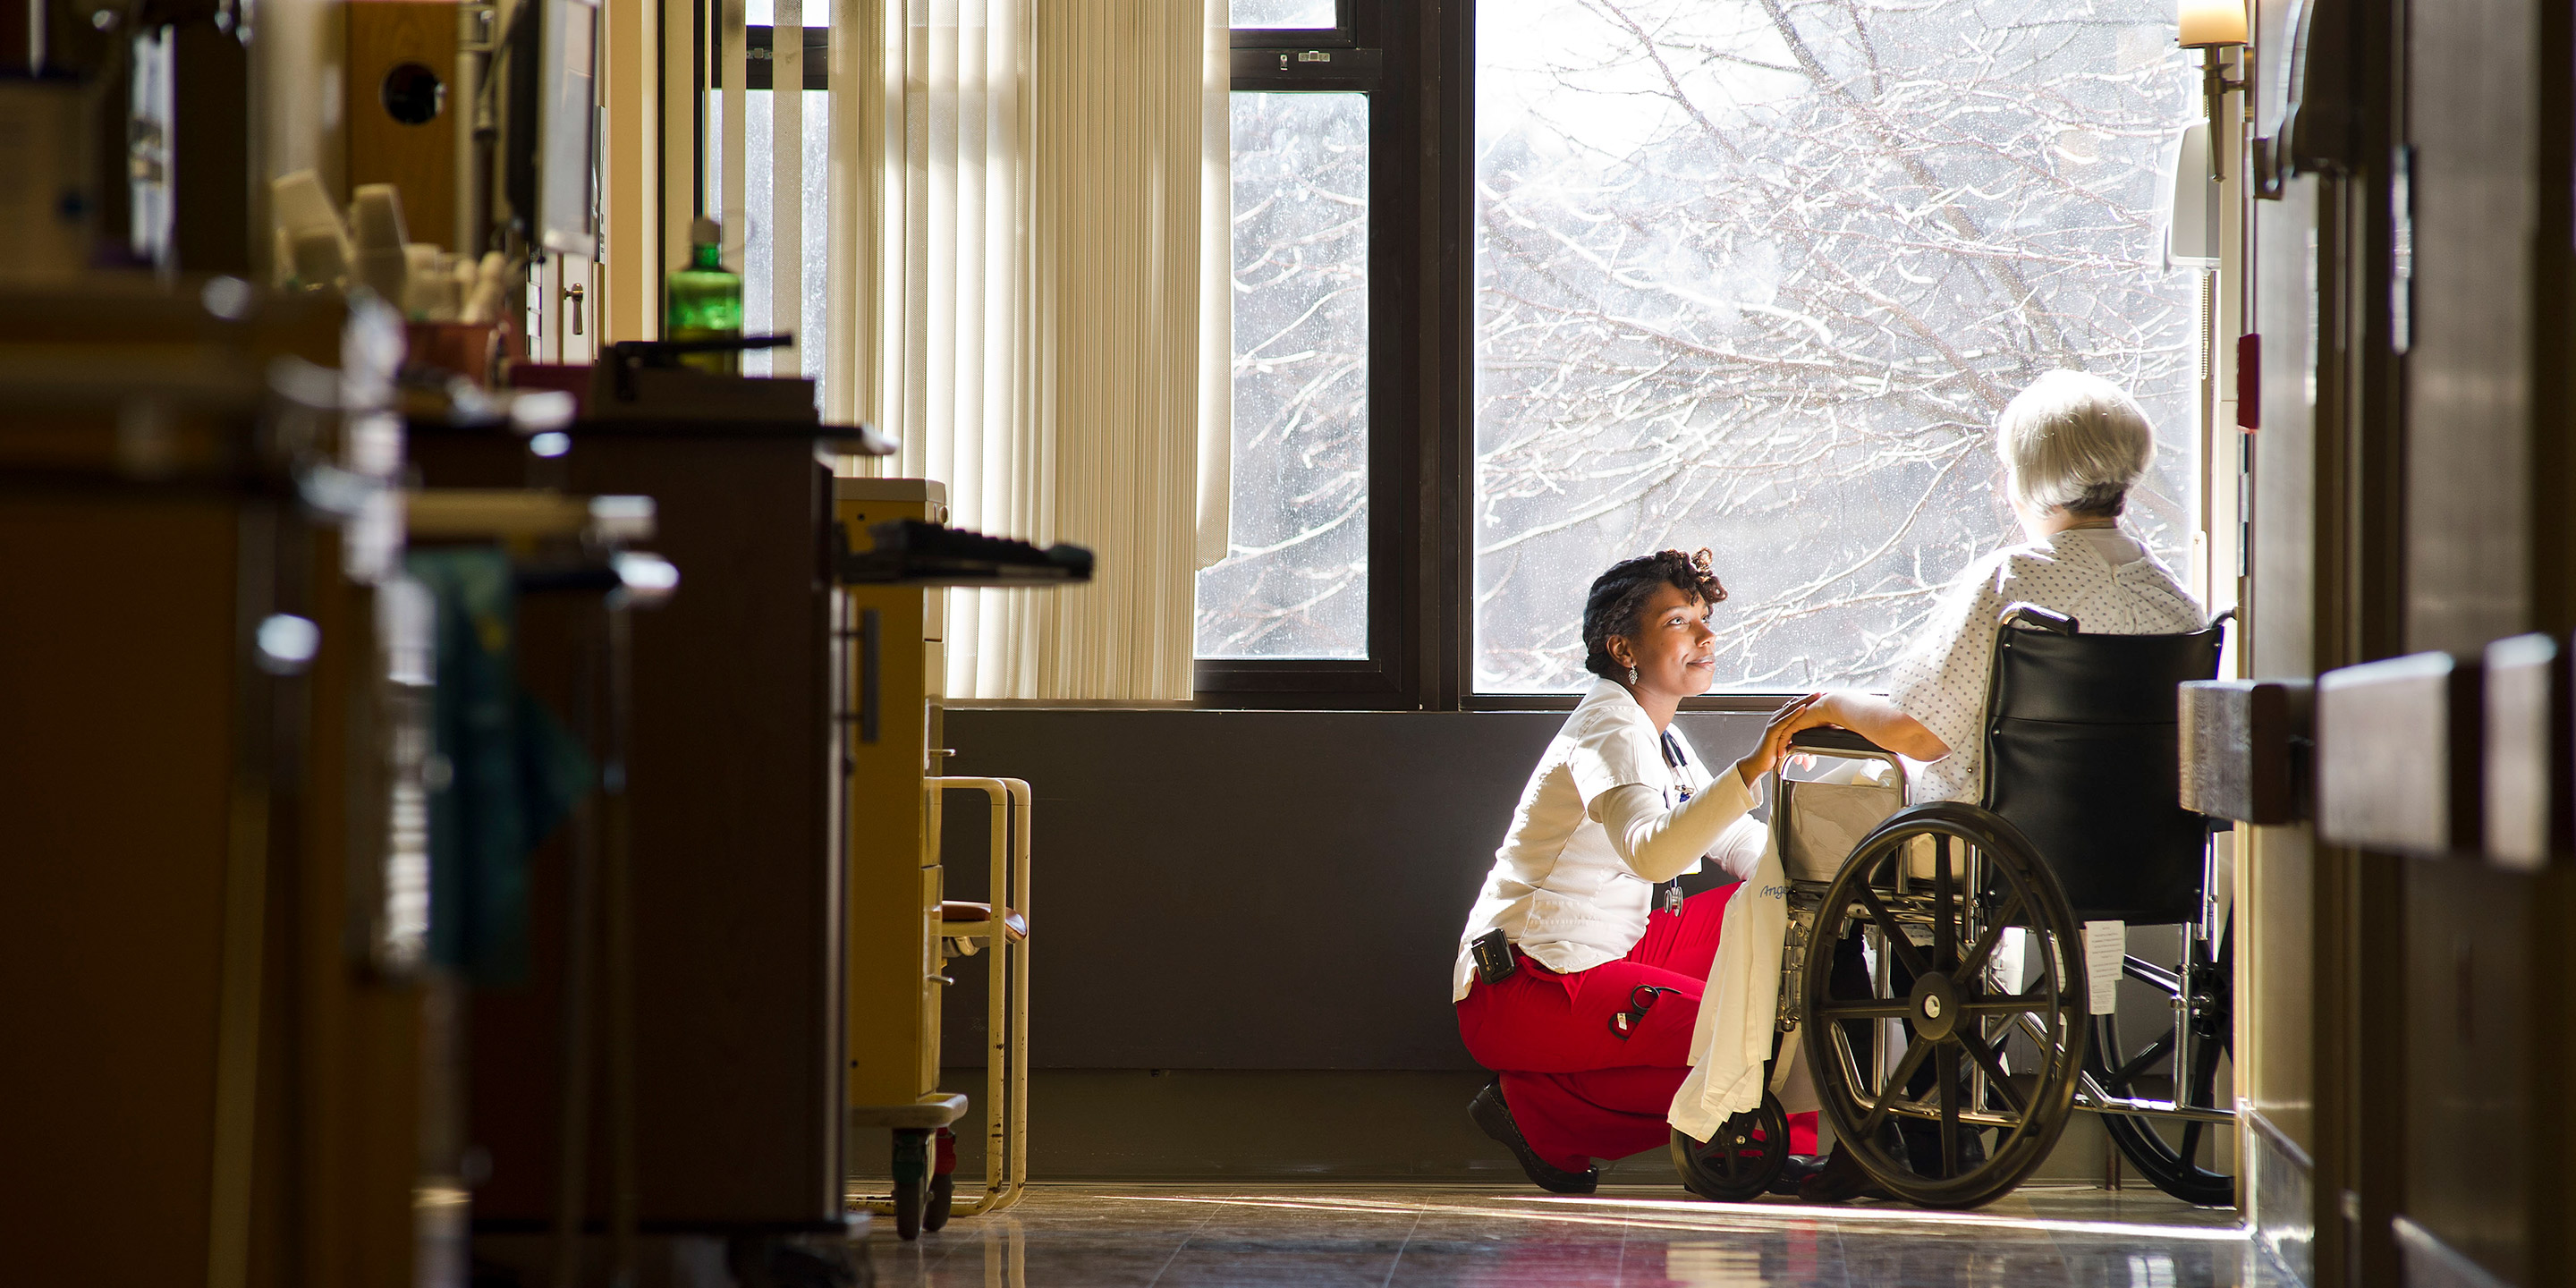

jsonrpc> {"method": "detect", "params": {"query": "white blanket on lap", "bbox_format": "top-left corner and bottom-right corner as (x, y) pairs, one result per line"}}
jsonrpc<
(1672, 770), (1881, 1140)
(1670, 834), (1808, 1140)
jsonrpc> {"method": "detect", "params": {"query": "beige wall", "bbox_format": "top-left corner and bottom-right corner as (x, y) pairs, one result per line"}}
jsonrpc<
(2239, 825), (2312, 1150)
(2242, 170), (2323, 1166)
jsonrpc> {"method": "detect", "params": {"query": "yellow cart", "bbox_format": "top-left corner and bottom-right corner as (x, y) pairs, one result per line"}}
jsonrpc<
(835, 480), (1062, 1239)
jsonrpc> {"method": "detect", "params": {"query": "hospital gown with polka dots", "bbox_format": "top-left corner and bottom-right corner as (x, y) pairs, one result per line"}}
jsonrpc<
(1885, 525), (2207, 804)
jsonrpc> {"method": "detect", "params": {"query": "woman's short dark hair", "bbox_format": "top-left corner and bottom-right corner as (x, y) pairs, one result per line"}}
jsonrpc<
(1582, 549), (1728, 680)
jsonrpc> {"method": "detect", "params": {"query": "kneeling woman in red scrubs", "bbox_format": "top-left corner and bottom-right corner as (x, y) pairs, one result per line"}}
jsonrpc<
(1455, 549), (1818, 1193)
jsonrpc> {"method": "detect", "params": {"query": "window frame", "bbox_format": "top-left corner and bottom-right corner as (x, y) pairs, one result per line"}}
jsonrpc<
(1226, 0), (1359, 49)
(730, 24), (830, 92)
(1194, 0), (1431, 709)
(1201, 0), (1606, 713)
(1195, 0), (2212, 717)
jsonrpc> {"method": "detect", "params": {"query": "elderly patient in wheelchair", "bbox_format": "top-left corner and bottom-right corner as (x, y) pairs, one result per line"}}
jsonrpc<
(1457, 370), (2234, 1210)
(1758, 369), (2228, 1208)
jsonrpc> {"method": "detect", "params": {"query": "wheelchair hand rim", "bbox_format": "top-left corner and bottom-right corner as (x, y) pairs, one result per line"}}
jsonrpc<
(1797, 802), (2090, 1209)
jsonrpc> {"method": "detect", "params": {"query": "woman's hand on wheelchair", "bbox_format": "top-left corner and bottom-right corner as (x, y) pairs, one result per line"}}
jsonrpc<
(1767, 691), (1827, 732)
(1733, 692), (1824, 785)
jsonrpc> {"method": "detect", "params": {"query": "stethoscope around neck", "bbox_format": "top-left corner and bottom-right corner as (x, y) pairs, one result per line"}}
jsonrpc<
(1652, 731), (1690, 915)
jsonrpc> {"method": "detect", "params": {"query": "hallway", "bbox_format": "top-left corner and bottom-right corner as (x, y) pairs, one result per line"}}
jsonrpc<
(864, 1185), (2275, 1286)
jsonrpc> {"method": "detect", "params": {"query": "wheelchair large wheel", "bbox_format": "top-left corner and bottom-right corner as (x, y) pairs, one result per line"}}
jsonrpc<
(1800, 802), (2088, 1209)
(1670, 1092), (1790, 1202)
(2089, 925), (2235, 1206)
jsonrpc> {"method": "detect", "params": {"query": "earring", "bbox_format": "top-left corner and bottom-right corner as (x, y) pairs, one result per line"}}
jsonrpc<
(1627, 665), (1639, 684)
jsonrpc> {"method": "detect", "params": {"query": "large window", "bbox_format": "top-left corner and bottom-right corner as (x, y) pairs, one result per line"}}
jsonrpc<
(1231, 0), (1339, 29)
(1194, 90), (1373, 659)
(1194, 0), (1407, 702)
(1470, 0), (2202, 693)
(1193, 0), (2205, 706)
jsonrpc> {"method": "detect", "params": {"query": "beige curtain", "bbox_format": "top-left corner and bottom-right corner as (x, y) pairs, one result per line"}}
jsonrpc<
(824, 0), (892, 425)
(771, 0), (804, 374)
(1194, 0), (1232, 572)
(827, 0), (1214, 701)
(1021, 0), (1207, 699)
(904, 0), (1038, 699)
(719, 0), (748, 277)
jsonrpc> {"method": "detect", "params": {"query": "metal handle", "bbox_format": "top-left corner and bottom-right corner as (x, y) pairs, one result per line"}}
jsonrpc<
(565, 283), (586, 335)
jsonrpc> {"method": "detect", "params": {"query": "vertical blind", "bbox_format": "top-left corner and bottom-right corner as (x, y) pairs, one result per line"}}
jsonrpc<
(736, 0), (1217, 700)
(823, 0), (889, 424)
(719, 0), (747, 302)
(898, 0), (1035, 699)
(1193, 0), (1232, 572)
(1021, 0), (1208, 701)
(770, 0), (803, 375)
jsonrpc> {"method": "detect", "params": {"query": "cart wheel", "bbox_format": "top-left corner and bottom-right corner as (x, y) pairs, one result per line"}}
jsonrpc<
(1800, 802), (2088, 1209)
(891, 1128), (930, 1240)
(1670, 1092), (1789, 1201)
(893, 1179), (924, 1240)
(922, 1126), (958, 1232)
(923, 1172), (954, 1232)
(2091, 924), (2236, 1206)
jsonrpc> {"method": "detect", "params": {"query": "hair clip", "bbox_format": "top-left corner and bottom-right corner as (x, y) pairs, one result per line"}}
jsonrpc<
(1687, 547), (1730, 603)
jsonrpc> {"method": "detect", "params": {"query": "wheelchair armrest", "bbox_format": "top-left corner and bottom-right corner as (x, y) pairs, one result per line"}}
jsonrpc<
(1787, 727), (1895, 756)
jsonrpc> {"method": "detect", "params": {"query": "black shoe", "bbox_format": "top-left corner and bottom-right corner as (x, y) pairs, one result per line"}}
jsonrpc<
(1469, 1082), (1598, 1195)
(1769, 1153), (1829, 1197)
(1795, 1145), (1894, 1204)
(1895, 1119), (1987, 1176)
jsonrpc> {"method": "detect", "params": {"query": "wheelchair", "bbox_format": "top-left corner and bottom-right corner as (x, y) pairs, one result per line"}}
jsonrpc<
(1671, 604), (2234, 1208)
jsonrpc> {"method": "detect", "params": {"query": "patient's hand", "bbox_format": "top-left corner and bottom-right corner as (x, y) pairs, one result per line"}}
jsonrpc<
(1784, 691), (1950, 762)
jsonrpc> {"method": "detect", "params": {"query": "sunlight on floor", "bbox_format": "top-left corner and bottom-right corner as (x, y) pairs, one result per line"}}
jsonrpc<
(862, 1182), (2282, 1286)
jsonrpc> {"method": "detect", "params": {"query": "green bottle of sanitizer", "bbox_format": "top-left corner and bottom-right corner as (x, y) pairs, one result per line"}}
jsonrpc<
(665, 216), (743, 374)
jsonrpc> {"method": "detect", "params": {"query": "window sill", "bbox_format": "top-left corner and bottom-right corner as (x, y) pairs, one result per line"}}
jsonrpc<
(1461, 692), (1811, 715)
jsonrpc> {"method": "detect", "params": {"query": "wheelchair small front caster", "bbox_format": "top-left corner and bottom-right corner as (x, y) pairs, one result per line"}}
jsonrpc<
(1671, 1091), (1789, 1201)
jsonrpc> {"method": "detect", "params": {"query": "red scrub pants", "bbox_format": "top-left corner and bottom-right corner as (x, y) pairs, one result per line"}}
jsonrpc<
(1456, 886), (1818, 1172)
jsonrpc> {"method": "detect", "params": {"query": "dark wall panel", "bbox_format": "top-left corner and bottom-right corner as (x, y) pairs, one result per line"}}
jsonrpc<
(2395, 0), (2553, 1282)
(940, 708), (1766, 1070)
(2402, 860), (2537, 1286)
(2404, 0), (2538, 654)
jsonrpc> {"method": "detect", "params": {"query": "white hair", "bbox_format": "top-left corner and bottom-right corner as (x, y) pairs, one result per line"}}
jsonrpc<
(1995, 369), (2155, 517)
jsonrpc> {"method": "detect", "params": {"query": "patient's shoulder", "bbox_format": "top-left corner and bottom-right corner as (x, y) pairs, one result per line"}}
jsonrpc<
(1989, 538), (2073, 578)
(1934, 542), (2041, 603)
(1977, 534), (2206, 631)
(1971, 537), (2120, 598)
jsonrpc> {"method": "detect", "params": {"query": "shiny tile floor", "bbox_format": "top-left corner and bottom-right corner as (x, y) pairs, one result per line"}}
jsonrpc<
(863, 1184), (2282, 1286)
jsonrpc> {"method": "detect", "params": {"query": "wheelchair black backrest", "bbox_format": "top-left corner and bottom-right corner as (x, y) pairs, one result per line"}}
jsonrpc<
(1980, 605), (2225, 926)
